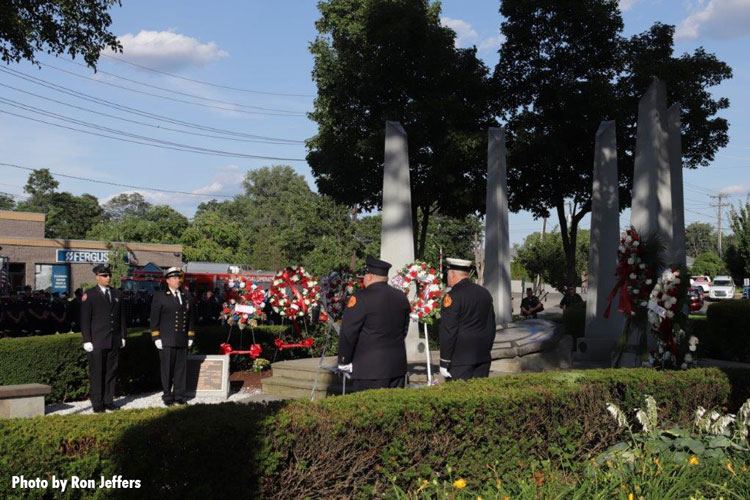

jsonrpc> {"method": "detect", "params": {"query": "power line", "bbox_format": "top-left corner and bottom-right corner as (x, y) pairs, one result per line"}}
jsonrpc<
(59, 57), (309, 113)
(40, 63), (307, 117)
(0, 106), (308, 162)
(45, 61), (308, 115)
(0, 66), (305, 143)
(0, 82), (301, 145)
(0, 162), (237, 199)
(101, 54), (315, 98)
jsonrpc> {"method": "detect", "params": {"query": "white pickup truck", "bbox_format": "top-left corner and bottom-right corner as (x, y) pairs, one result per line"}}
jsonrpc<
(709, 275), (736, 300)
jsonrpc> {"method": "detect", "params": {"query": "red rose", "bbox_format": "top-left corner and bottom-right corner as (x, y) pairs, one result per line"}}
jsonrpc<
(429, 268), (436, 274)
(424, 307), (431, 314)
(421, 263), (427, 270)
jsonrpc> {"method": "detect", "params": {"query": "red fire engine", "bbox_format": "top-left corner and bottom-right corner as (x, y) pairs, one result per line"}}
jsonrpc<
(120, 262), (275, 294)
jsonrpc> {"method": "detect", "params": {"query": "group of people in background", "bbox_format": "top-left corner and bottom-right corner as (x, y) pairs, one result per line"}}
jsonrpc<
(0, 284), (229, 338)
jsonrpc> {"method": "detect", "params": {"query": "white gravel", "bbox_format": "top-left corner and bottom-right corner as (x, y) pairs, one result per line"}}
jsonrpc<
(45, 388), (263, 416)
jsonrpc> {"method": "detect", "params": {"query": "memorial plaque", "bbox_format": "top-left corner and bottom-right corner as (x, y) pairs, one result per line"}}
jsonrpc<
(186, 355), (230, 398)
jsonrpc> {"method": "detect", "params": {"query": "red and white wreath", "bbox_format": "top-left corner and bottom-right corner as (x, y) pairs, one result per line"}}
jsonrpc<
(320, 270), (359, 321)
(268, 266), (321, 319)
(390, 260), (442, 324)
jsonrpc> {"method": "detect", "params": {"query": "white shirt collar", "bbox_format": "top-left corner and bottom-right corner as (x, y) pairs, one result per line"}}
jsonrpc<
(99, 285), (108, 294)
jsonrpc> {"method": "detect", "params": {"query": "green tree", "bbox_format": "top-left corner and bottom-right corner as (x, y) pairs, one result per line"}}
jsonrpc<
(86, 205), (188, 244)
(0, 0), (122, 68)
(0, 193), (15, 210)
(105, 242), (128, 288)
(685, 222), (717, 258)
(306, 0), (497, 258)
(102, 193), (151, 222)
(690, 252), (725, 279)
(724, 200), (750, 283)
(496, 0), (731, 284)
(180, 210), (252, 264)
(516, 229), (590, 292)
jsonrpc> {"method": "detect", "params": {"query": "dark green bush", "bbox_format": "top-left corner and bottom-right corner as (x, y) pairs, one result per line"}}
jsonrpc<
(563, 301), (586, 337)
(702, 300), (750, 363)
(1, 367), (748, 499)
(0, 323), (332, 403)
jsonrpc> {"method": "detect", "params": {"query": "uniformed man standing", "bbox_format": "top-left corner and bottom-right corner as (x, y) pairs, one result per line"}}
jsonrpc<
(438, 258), (496, 381)
(150, 267), (195, 406)
(80, 264), (127, 413)
(337, 256), (410, 392)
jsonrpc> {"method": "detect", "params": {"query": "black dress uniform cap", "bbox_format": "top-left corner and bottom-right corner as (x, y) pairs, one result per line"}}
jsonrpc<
(364, 256), (391, 277)
(445, 258), (473, 272)
(92, 263), (112, 275)
(164, 267), (182, 278)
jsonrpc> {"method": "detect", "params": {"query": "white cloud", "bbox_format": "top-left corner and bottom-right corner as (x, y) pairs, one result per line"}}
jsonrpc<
(676, 0), (750, 40)
(719, 184), (750, 195)
(619, 0), (646, 11)
(478, 35), (505, 52)
(101, 166), (245, 214)
(113, 30), (229, 71)
(440, 17), (478, 48)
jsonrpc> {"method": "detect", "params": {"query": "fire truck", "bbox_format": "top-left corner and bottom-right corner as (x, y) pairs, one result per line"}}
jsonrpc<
(120, 262), (275, 295)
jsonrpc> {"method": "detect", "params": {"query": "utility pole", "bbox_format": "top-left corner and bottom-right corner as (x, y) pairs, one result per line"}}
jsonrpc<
(710, 194), (725, 257)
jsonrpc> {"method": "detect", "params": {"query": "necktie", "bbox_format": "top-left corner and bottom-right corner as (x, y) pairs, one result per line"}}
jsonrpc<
(105, 288), (111, 303)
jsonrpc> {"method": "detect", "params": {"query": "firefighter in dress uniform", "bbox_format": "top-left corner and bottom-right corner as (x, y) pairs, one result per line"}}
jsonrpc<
(337, 256), (411, 392)
(150, 267), (195, 406)
(80, 264), (127, 413)
(438, 258), (496, 381)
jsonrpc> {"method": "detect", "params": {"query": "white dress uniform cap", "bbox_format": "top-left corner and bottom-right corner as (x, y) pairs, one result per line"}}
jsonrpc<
(445, 258), (474, 271)
(164, 267), (182, 278)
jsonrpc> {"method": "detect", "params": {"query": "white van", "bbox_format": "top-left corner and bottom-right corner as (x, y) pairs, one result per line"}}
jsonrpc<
(709, 275), (736, 300)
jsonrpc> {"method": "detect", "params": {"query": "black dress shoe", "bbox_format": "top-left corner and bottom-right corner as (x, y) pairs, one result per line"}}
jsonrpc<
(104, 404), (118, 411)
(92, 407), (105, 414)
(163, 400), (174, 407)
(173, 399), (187, 406)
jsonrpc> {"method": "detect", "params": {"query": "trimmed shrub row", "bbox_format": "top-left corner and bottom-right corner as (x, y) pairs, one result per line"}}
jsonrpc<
(0, 324), (308, 403)
(700, 300), (750, 363)
(1, 367), (749, 499)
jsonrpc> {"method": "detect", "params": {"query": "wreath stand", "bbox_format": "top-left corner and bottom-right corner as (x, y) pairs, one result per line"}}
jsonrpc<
(272, 317), (315, 362)
(219, 323), (262, 359)
(420, 322), (433, 385)
(310, 311), (338, 400)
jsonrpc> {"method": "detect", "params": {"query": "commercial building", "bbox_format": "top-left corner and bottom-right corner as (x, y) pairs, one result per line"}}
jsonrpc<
(0, 210), (182, 293)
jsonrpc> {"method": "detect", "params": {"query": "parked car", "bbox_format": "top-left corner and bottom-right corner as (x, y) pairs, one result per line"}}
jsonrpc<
(688, 286), (704, 312)
(690, 275), (712, 293)
(709, 275), (736, 300)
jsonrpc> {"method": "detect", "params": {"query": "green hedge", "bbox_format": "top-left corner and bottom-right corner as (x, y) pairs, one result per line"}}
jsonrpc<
(0, 324), (323, 403)
(1, 367), (749, 499)
(701, 300), (750, 363)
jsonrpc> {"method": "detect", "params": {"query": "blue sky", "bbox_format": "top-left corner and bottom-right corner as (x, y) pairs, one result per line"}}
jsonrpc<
(0, 0), (748, 246)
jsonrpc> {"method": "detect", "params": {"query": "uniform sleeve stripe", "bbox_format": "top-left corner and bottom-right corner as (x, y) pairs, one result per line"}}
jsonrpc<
(151, 331), (160, 337)
(188, 331), (195, 337)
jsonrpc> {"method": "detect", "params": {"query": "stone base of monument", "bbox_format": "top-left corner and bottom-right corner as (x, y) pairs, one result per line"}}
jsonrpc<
(490, 319), (572, 373)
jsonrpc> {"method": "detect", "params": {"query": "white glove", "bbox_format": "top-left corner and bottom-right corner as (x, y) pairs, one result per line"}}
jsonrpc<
(188, 339), (194, 348)
(440, 367), (452, 378)
(83, 342), (94, 352)
(155, 339), (163, 350)
(337, 363), (353, 373)
(121, 338), (126, 348)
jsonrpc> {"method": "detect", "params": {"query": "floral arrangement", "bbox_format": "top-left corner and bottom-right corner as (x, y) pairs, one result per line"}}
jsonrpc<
(390, 261), (442, 324)
(604, 227), (656, 318)
(220, 280), (266, 330)
(643, 266), (696, 369)
(268, 266), (321, 320)
(320, 269), (359, 321)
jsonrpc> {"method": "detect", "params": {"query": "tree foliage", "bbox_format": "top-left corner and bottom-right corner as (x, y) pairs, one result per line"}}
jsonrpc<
(0, 193), (15, 210)
(724, 200), (750, 284)
(0, 0), (122, 68)
(306, 0), (497, 257)
(86, 205), (188, 244)
(102, 193), (151, 222)
(690, 252), (725, 279)
(496, 0), (731, 283)
(516, 229), (590, 292)
(685, 222), (717, 258)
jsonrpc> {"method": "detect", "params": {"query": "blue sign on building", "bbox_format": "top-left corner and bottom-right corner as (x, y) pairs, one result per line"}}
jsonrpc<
(51, 265), (69, 294)
(56, 249), (111, 263)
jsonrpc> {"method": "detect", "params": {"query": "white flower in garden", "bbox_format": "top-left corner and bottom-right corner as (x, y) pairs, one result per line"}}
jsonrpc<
(633, 241), (640, 247)
(629, 273), (637, 279)
(665, 310), (674, 318)
(646, 279), (652, 285)
(681, 362), (688, 370)
(291, 275), (300, 282)
(627, 257), (635, 265)
(640, 263), (646, 269)
(626, 236), (632, 243)
(606, 403), (629, 428)
(619, 245), (626, 252)
(684, 353), (693, 363)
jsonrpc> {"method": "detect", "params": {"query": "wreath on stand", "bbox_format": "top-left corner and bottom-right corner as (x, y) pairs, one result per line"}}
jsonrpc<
(390, 260), (442, 385)
(320, 269), (360, 322)
(268, 266), (320, 358)
(219, 280), (267, 359)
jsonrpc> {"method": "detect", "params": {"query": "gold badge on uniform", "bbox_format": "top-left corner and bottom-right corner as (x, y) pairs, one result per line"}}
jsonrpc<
(442, 294), (453, 308)
(347, 296), (357, 308)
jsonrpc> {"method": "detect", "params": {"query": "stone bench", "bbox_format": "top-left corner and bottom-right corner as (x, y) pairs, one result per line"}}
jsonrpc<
(0, 384), (52, 419)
